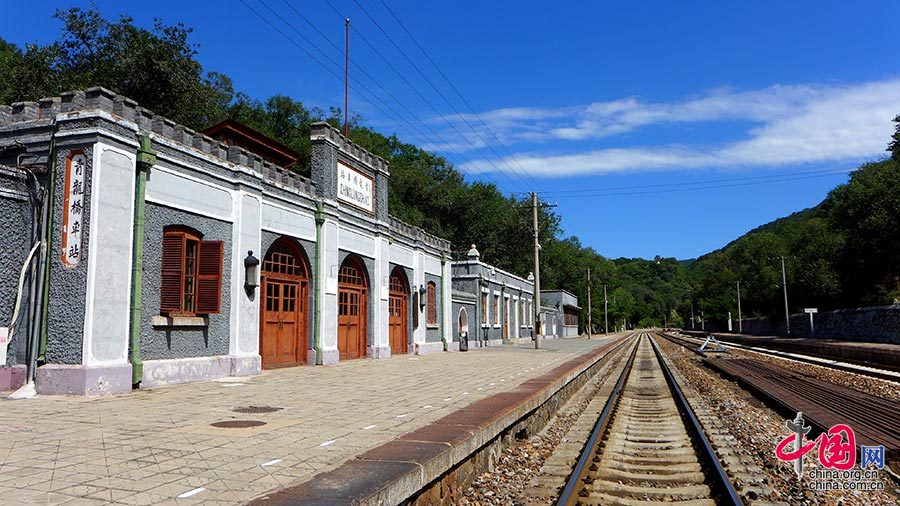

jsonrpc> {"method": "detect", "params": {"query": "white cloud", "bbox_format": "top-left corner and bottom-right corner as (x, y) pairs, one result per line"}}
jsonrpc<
(458, 79), (900, 177)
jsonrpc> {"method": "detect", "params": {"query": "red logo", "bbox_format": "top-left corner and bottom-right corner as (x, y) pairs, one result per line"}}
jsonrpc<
(776, 412), (856, 476)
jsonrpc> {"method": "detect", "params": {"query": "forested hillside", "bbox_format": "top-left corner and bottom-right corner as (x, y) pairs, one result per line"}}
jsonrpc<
(2, 8), (898, 330)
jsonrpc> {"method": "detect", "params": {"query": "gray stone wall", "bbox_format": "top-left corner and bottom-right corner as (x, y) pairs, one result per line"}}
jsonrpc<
(451, 300), (476, 345)
(140, 204), (232, 360)
(45, 145), (94, 365)
(0, 168), (34, 366)
(733, 306), (900, 344)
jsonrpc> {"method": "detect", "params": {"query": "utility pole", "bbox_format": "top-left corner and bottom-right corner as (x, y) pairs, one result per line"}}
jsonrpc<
(780, 255), (790, 335)
(532, 192), (542, 349)
(700, 310), (705, 331)
(736, 280), (743, 334)
(344, 18), (350, 137)
(603, 284), (609, 336)
(586, 268), (592, 337)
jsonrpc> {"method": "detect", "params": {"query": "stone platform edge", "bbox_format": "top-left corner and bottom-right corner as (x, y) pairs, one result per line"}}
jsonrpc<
(250, 335), (630, 506)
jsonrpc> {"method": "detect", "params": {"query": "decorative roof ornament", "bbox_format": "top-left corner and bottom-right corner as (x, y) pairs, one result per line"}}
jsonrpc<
(467, 244), (480, 260)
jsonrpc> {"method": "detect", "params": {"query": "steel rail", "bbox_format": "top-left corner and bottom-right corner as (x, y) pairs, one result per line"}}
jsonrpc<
(661, 330), (900, 383)
(555, 333), (639, 506)
(649, 333), (744, 505)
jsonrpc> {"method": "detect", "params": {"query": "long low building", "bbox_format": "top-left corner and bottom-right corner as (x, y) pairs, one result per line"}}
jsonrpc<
(450, 246), (578, 346)
(0, 88), (454, 395)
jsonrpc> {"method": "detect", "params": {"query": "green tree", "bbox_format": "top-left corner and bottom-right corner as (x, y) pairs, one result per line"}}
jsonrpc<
(889, 114), (900, 161)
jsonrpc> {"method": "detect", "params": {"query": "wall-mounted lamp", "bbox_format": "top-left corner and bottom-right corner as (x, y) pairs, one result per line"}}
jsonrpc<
(419, 284), (428, 309)
(244, 250), (260, 294)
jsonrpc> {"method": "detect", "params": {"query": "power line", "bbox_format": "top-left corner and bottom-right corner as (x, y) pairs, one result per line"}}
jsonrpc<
(244, 0), (510, 187)
(274, 1), (477, 165)
(341, 0), (539, 191)
(376, 0), (542, 187)
(536, 167), (852, 196)
(268, 0), (520, 192)
(546, 169), (851, 198)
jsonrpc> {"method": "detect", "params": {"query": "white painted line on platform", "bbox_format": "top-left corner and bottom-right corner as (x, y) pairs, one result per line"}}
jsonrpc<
(177, 487), (206, 498)
(500, 379), (505, 382)
(422, 405), (433, 409)
(489, 383), (495, 386)
(222, 383), (244, 387)
(462, 392), (469, 395)
(397, 414), (408, 418)
(477, 387), (483, 390)
(362, 424), (377, 430)
(443, 397), (452, 402)
(261, 459), (282, 467)
(320, 440), (336, 446)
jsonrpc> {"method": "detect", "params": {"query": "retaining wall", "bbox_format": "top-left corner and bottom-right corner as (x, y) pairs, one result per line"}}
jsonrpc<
(723, 305), (900, 344)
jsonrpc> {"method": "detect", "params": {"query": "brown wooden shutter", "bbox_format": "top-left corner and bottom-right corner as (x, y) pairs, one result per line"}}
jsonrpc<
(160, 233), (184, 314)
(427, 282), (437, 324)
(196, 240), (224, 314)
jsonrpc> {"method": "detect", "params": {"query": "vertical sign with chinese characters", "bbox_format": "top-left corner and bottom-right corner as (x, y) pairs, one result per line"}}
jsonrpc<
(61, 151), (86, 267)
(337, 161), (374, 214)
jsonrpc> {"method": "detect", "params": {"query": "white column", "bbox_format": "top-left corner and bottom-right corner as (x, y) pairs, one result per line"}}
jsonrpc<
(373, 236), (390, 354)
(413, 249), (425, 345)
(442, 256), (452, 349)
(229, 192), (261, 372)
(82, 142), (136, 367)
(321, 218), (340, 362)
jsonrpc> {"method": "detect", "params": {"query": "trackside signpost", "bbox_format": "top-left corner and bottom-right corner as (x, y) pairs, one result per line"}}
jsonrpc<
(805, 308), (818, 336)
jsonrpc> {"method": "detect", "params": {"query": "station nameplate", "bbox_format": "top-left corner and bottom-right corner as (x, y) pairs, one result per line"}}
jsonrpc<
(337, 161), (374, 214)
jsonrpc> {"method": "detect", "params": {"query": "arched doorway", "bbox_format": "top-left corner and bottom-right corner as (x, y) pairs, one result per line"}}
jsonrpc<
(388, 266), (410, 355)
(458, 308), (468, 336)
(260, 238), (310, 368)
(338, 255), (368, 360)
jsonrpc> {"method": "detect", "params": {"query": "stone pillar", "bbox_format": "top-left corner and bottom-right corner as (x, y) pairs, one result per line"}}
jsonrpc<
(229, 191), (262, 375)
(369, 236), (390, 358)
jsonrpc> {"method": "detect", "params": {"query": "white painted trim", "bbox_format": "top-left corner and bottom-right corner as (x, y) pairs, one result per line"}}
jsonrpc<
(82, 142), (136, 366)
(145, 164), (235, 222)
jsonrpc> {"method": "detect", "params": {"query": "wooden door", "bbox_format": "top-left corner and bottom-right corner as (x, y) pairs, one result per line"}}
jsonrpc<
(338, 256), (368, 360)
(388, 268), (409, 354)
(260, 239), (309, 369)
(503, 298), (510, 339)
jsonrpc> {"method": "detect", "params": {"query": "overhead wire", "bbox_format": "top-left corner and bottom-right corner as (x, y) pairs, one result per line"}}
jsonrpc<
(375, 0), (543, 188)
(543, 169), (852, 198)
(534, 167), (851, 196)
(329, 0), (537, 192)
(272, 1), (496, 177)
(247, 0), (520, 191)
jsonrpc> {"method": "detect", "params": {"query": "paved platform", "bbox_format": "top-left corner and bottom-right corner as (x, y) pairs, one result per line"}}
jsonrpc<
(0, 336), (623, 505)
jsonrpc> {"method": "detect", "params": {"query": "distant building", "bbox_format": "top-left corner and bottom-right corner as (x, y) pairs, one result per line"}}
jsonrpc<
(542, 290), (581, 337)
(202, 119), (300, 169)
(451, 245), (535, 347)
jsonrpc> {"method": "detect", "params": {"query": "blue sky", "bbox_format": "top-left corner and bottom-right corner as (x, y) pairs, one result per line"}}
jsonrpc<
(4, 1), (899, 259)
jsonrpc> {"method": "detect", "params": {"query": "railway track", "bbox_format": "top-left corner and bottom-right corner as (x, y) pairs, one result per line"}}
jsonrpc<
(660, 329), (900, 482)
(557, 333), (741, 505)
(659, 330), (900, 383)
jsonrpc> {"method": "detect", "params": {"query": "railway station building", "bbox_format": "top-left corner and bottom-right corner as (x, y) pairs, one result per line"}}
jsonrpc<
(0, 87), (453, 395)
(542, 290), (581, 337)
(450, 245), (535, 347)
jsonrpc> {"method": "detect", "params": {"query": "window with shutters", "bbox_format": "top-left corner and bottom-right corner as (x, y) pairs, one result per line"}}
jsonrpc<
(160, 226), (224, 316)
(481, 291), (488, 326)
(426, 281), (437, 326)
(493, 294), (500, 326)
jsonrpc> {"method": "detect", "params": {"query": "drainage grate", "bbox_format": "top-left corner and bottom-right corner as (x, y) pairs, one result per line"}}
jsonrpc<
(211, 420), (267, 429)
(231, 405), (283, 414)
